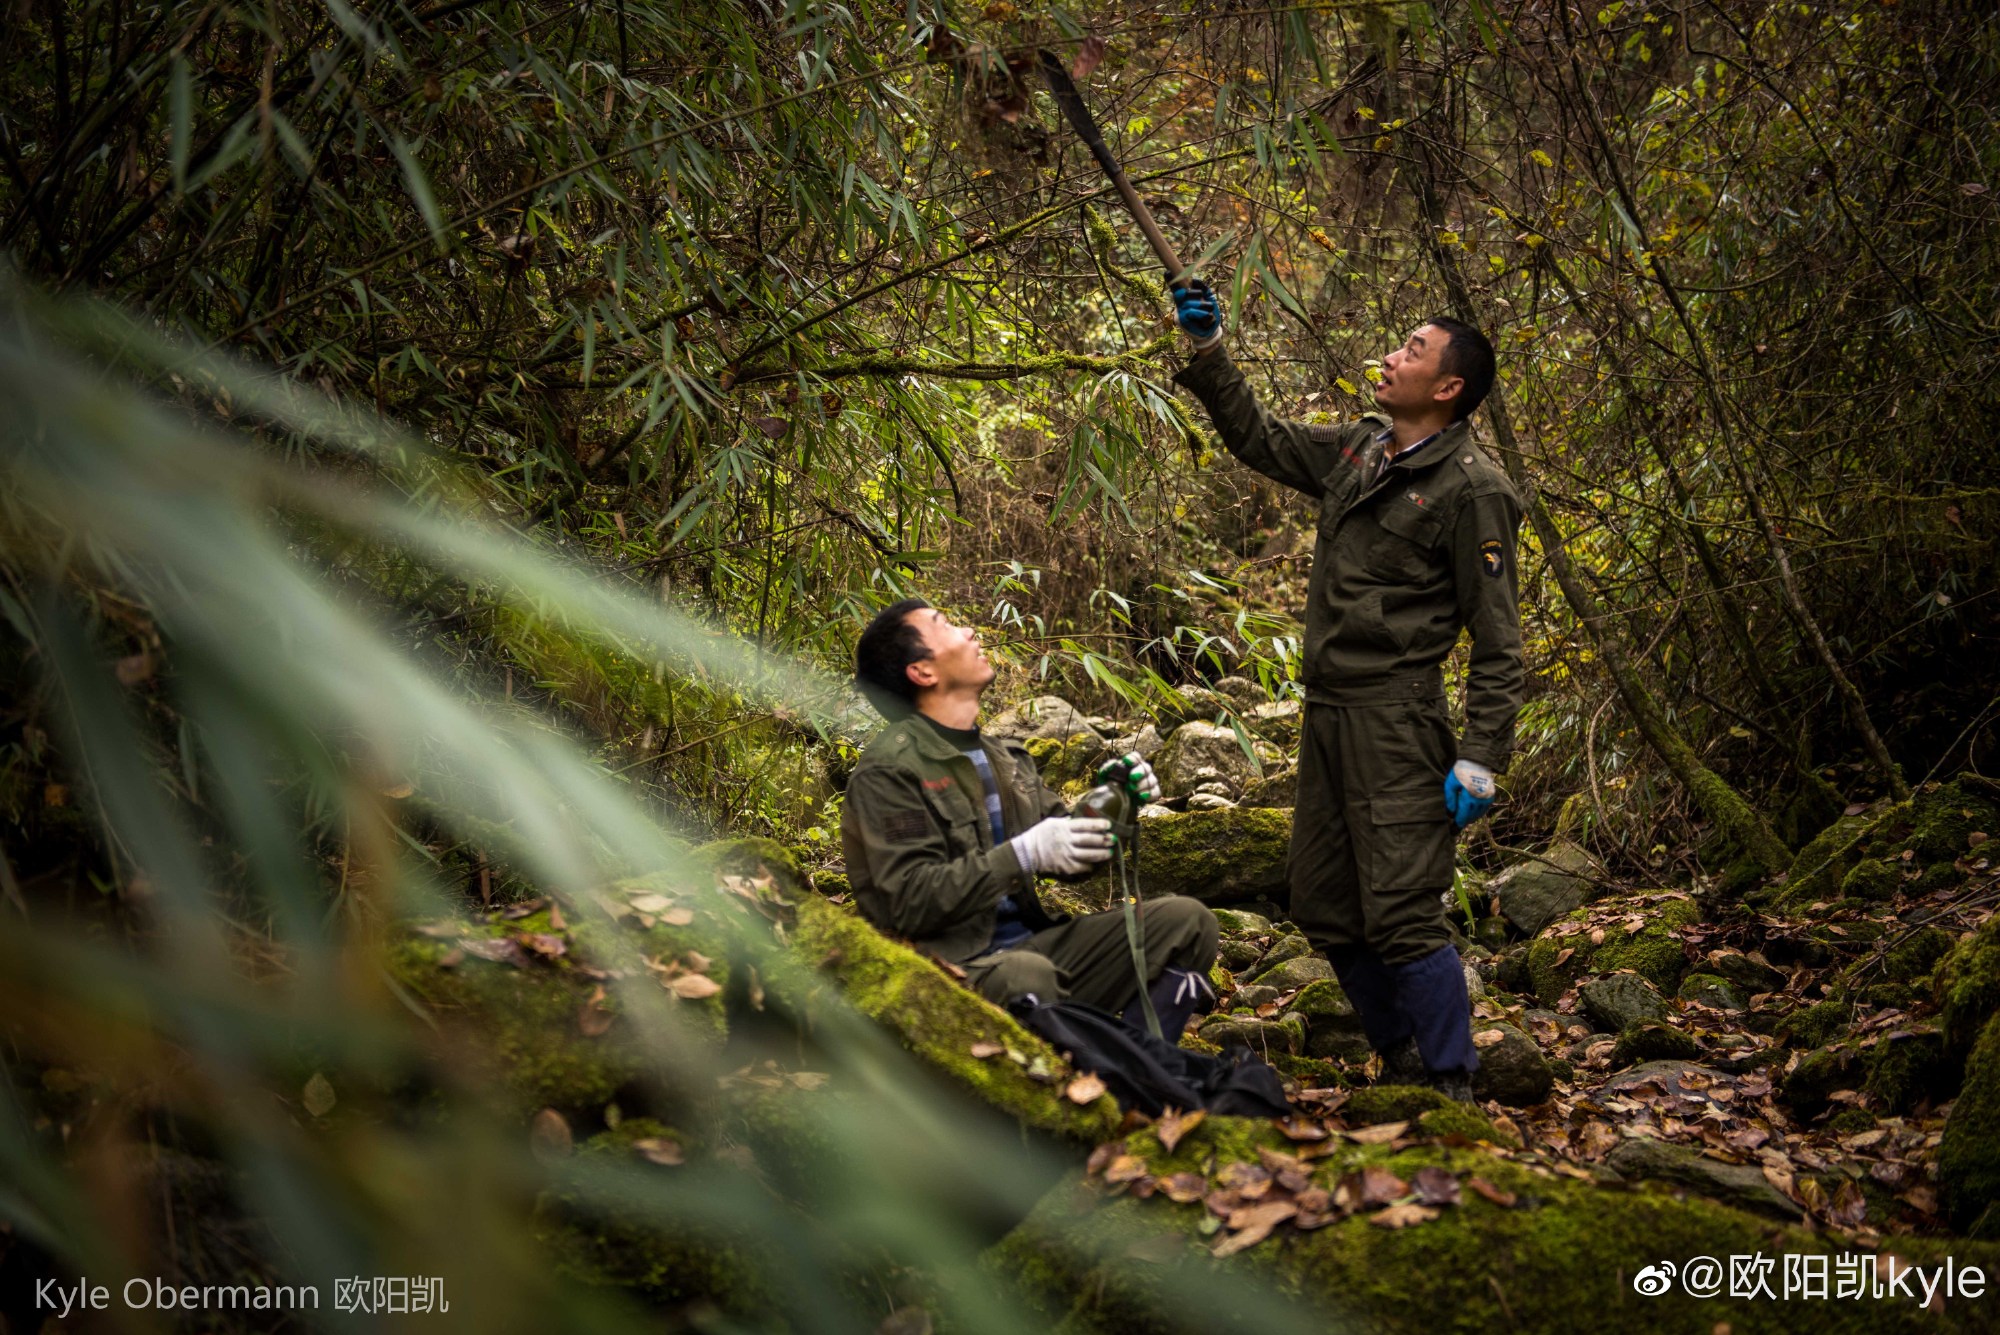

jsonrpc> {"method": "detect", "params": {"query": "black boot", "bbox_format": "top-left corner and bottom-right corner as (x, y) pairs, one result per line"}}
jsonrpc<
(1123, 966), (1217, 1043)
(1380, 1036), (1426, 1085)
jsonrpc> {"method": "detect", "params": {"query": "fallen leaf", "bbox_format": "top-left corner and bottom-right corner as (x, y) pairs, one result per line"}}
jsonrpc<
(1161, 1172), (1208, 1203)
(1216, 1162), (1271, 1192)
(663, 906), (695, 926)
(670, 973), (723, 1000)
(458, 936), (529, 967)
(1465, 1176), (1517, 1207)
(633, 1137), (683, 1166)
(1473, 1028), (1507, 1048)
(1086, 1142), (1124, 1175)
(531, 1108), (573, 1161)
(1070, 34), (1108, 80)
(1553, 947), (1575, 966)
(629, 892), (674, 913)
(1828, 1178), (1868, 1229)
(579, 987), (616, 1037)
(1104, 1154), (1149, 1184)
(1410, 1166), (1462, 1207)
(1157, 1107), (1205, 1153)
(969, 1041), (1005, 1060)
(1212, 1200), (1297, 1256)
(685, 950), (714, 972)
(1276, 1115), (1329, 1142)
(751, 415), (789, 439)
(1589, 926), (1606, 945)
(789, 1072), (830, 1091)
(877, 1306), (932, 1335)
(1351, 1165), (1408, 1208)
(1067, 1073), (1108, 1105)
(517, 932), (567, 960)
(302, 1072), (336, 1118)
(1369, 1202), (1439, 1229)
(1344, 1121), (1408, 1145)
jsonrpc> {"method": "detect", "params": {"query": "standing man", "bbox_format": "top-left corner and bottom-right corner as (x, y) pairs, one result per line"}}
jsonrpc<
(1167, 282), (1523, 1101)
(841, 598), (1220, 1039)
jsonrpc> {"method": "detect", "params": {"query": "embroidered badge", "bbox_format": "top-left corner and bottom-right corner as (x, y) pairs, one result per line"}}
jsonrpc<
(884, 811), (931, 843)
(1480, 538), (1505, 578)
(1406, 491), (1429, 508)
(921, 777), (953, 791)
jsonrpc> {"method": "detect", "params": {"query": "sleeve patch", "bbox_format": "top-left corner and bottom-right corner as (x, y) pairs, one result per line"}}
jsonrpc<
(1480, 539), (1506, 578)
(883, 810), (932, 844)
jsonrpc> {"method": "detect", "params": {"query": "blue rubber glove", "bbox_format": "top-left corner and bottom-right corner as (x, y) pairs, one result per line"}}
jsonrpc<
(1169, 277), (1223, 348)
(1443, 759), (1497, 828)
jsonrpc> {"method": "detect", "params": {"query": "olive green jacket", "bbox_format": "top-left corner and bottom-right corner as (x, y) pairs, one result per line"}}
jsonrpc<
(1173, 347), (1525, 771)
(840, 710), (1072, 964)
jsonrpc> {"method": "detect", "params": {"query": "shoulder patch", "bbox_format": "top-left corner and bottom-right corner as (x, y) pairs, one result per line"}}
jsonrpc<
(1480, 538), (1506, 578)
(883, 810), (932, 844)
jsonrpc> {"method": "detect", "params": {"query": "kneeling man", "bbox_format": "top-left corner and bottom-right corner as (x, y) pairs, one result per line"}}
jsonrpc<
(841, 599), (1219, 1038)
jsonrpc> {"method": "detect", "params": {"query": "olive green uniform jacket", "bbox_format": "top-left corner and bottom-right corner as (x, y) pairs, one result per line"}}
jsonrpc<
(1172, 348), (1525, 771)
(840, 711), (1071, 964)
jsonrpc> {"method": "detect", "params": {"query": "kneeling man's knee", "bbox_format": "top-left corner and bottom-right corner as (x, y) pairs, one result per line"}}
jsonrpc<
(977, 950), (1061, 1005)
(1151, 896), (1219, 966)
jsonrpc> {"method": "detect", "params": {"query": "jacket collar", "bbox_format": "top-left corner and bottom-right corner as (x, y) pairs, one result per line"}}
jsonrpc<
(904, 708), (986, 762)
(1378, 416), (1472, 476)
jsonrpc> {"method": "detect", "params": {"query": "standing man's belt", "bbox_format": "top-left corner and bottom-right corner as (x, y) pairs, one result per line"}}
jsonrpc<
(1305, 669), (1446, 706)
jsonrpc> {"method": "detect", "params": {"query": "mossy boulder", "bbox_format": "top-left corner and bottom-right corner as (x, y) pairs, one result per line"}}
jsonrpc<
(1344, 1083), (1453, 1125)
(785, 896), (1120, 1142)
(1136, 806), (1292, 903)
(1611, 1022), (1700, 1067)
(1601, 1136), (1801, 1221)
(1524, 896), (1699, 1005)
(1774, 997), (1851, 1051)
(1251, 954), (1334, 992)
(1935, 913), (2000, 1068)
(1863, 1028), (1950, 1114)
(1676, 973), (1746, 1011)
(1289, 980), (1371, 1062)
(1577, 974), (1668, 1033)
(989, 1134), (2000, 1334)
(1702, 949), (1786, 995)
(1487, 841), (1599, 937)
(1024, 733), (1112, 791)
(1197, 1013), (1307, 1057)
(1839, 857), (1905, 902)
(1154, 721), (1280, 798)
(1880, 924), (1954, 984)
(1780, 1044), (1863, 1120)
(1940, 1013), (2000, 1232)
(1907, 778), (2000, 862)
(1770, 802), (1903, 908)
(987, 694), (1098, 742)
(1239, 766), (1298, 808)
(1469, 1022), (1553, 1107)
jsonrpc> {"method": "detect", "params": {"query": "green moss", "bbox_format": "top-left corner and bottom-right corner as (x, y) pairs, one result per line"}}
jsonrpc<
(1781, 1044), (1861, 1120)
(695, 836), (806, 893)
(1908, 780), (2000, 862)
(1775, 998), (1850, 1051)
(784, 896), (1120, 1141)
(1825, 1108), (1878, 1136)
(1936, 914), (2000, 1068)
(1024, 735), (1108, 792)
(1136, 807), (1292, 904)
(1838, 858), (1904, 902)
(1611, 1022), (1700, 1067)
(1415, 1103), (1507, 1143)
(1266, 1053), (1350, 1088)
(811, 868), (851, 899)
(1940, 1013), (2000, 1231)
(1525, 896), (1699, 1005)
(1863, 1030), (1947, 1115)
(1344, 1084), (1452, 1125)
(989, 1136), (2000, 1335)
(1287, 980), (1350, 1020)
(1776, 802), (1907, 908)
(1881, 925), (1953, 983)
(533, 1121), (776, 1314)
(1122, 1115), (1290, 1178)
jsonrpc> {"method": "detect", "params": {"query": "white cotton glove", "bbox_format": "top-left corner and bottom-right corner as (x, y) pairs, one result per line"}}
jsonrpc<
(1011, 817), (1115, 876)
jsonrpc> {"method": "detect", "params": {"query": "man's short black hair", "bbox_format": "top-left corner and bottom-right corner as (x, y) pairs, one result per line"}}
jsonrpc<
(1427, 316), (1496, 421)
(853, 597), (933, 718)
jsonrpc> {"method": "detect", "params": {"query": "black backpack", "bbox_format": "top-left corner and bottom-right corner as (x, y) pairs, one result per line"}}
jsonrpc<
(1009, 998), (1293, 1119)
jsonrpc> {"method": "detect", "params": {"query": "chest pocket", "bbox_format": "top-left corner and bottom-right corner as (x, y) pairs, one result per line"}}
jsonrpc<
(1364, 493), (1445, 580)
(925, 782), (986, 855)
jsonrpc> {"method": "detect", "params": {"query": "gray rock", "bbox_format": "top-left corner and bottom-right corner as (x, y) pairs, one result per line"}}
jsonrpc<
(1603, 1137), (1803, 1221)
(1217, 939), (1264, 972)
(986, 695), (1098, 742)
(1185, 793), (1237, 811)
(1284, 980), (1373, 1061)
(1154, 686), (1228, 731)
(1239, 767), (1298, 808)
(1198, 1013), (1306, 1057)
(1702, 950), (1787, 996)
(1233, 985), (1281, 1010)
(1488, 840), (1600, 937)
(1599, 1061), (1728, 1098)
(1155, 721), (1279, 798)
(1473, 917), (1512, 950)
(1580, 973), (1669, 1033)
(1677, 973), (1748, 1011)
(1258, 933), (1312, 973)
(1495, 945), (1533, 994)
(1247, 700), (1302, 748)
(1612, 1021), (1702, 1067)
(1251, 954), (1335, 992)
(1213, 909), (1275, 937)
(1463, 960), (1487, 1001)
(1211, 676), (1265, 709)
(1106, 723), (1162, 759)
(1470, 1022), (1555, 1107)
(1133, 807), (1291, 903)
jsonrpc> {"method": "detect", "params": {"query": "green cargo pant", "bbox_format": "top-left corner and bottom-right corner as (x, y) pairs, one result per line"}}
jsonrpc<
(1289, 695), (1457, 966)
(962, 896), (1219, 1010)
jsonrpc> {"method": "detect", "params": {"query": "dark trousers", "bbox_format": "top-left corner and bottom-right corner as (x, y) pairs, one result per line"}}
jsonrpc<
(1288, 697), (1457, 965)
(964, 896), (1219, 1011)
(1290, 697), (1479, 1074)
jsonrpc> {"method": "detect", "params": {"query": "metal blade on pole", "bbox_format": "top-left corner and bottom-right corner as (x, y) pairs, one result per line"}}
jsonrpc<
(1038, 50), (1186, 283)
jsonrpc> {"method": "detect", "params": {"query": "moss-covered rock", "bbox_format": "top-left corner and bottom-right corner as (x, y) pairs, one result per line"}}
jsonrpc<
(1415, 1102), (1508, 1143)
(1197, 1013), (1306, 1057)
(1941, 1012), (2000, 1232)
(1469, 1022), (1553, 1107)
(1344, 1083), (1452, 1125)
(1774, 997), (1851, 1051)
(1880, 924), (1954, 984)
(1611, 1023), (1700, 1067)
(989, 1136), (2000, 1334)
(784, 896), (1120, 1142)
(1780, 1044), (1863, 1120)
(1577, 974), (1668, 1033)
(1602, 1136), (1801, 1221)
(1863, 1028), (1949, 1114)
(1907, 779), (2000, 862)
(1488, 841), (1598, 938)
(1675, 973), (1746, 1011)
(1136, 806), (1292, 903)
(1839, 857), (1905, 902)
(1524, 896), (1699, 1005)
(1239, 766), (1298, 808)
(1251, 954), (1334, 992)
(1935, 913), (2000, 1069)
(1770, 802), (1904, 908)
(1024, 733), (1112, 792)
